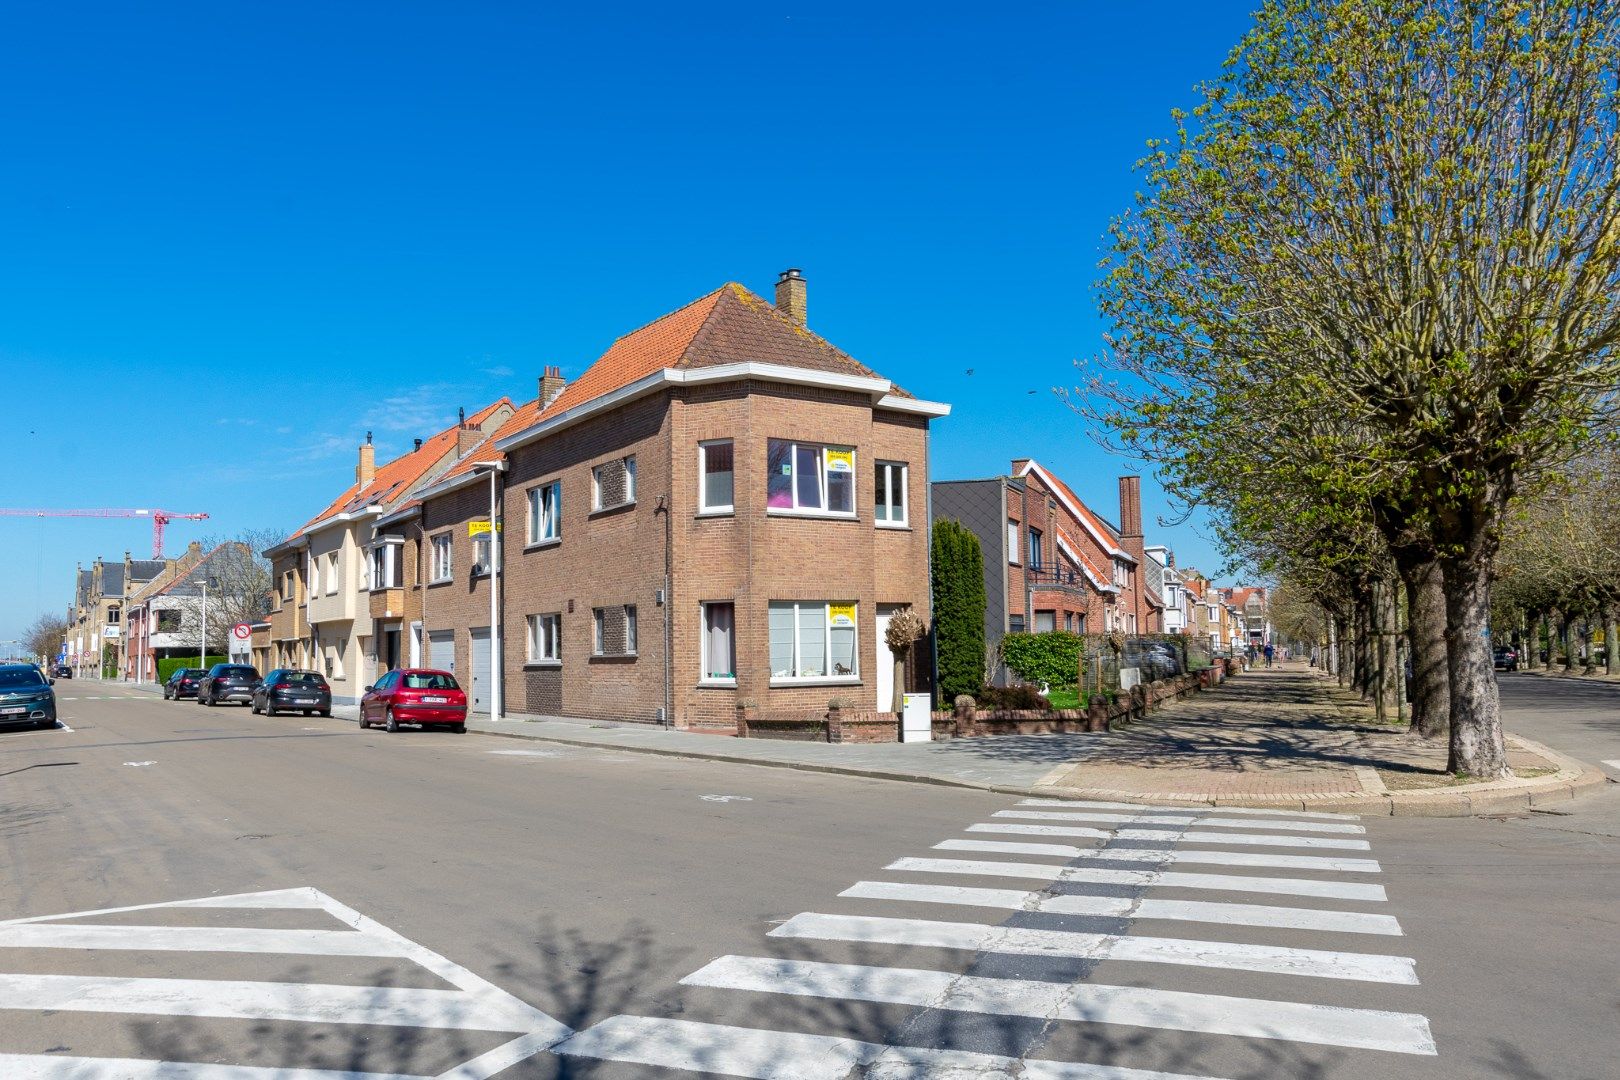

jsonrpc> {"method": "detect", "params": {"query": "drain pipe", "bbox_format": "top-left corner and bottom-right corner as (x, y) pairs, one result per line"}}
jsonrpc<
(655, 495), (672, 728)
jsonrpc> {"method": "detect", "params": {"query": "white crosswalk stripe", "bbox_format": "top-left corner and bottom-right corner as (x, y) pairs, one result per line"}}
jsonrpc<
(0, 887), (569, 1079)
(553, 797), (1433, 1076)
(887, 856), (1389, 900)
(680, 956), (1436, 1055)
(968, 821), (1373, 849)
(768, 912), (1418, 983)
(1020, 799), (1360, 820)
(996, 809), (1367, 834)
(935, 837), (1384, 873)
(837, 880), (1405, 936)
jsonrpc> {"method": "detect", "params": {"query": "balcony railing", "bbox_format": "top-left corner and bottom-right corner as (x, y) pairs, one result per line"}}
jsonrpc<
(1026, 565), (1091, 593)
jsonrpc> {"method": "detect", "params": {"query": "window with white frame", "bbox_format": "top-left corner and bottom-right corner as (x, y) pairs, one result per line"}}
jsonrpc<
(472, 535), (491, 576)
(326, 552), (339, 595)
(625, 605), (637, 654)
(874, 461), (908, 527)
(526, 613), (561, 663)
(1007, 520), (1020, 564)
(370, 545), (400, 590)
(527, 480), (561, 544)
(592, 608), (605, 654)
(308, 553), (319, 596)
(766, 440), (855, 515)
(699, 441), (734, 514)
(430, 534), (453, 582)
(592, 456), (636, 511)
(768, 601), (857, 681)
(701, 602), (736, 682)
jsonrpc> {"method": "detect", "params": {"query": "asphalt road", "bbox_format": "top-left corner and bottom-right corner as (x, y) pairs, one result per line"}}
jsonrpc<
(0, 679), (1614, 1079)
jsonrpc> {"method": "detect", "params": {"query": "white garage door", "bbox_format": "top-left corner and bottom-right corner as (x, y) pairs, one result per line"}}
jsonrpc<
(428, 630), (455, 674)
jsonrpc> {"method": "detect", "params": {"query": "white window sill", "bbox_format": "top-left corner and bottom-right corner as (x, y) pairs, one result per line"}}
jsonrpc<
(766, 508), (859, 521)
(590, 500), (636, 517)
(698, 678), (737, 688)
(695, 508), (734, 518)
(875, 521), (911, 530)
(525, 537), (561, 551)
(524, 660), (562, 669)
(770, 677), (862, 688)
(428, 577), (453, 586)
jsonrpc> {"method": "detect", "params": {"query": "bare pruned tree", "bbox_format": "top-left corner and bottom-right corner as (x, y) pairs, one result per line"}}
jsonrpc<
(23, 612), (70, 664)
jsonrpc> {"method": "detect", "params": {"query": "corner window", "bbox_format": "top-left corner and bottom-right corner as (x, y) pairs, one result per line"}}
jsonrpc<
(699, 441), (734, 514)
(527, 480), (561, 544)
(766, 440), (855, 516)
(1007, 520), (1020, 565)
(370, 545), (399, 590)
(592, 456), (636, 511)
(526, 613), (561, 663)
(472, 535), (491, 576)
(430, 535), (453, 583)
(769, 601), (857, 682)
(701, 602), (736, 683)
(326, 552), (339, 595)
(874, 461), (908, 527)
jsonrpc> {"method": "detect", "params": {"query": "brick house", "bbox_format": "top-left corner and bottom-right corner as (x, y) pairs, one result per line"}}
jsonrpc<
(262, 400), (513, 703)
(67, 553), (168, 677)
(932, 461), (1147, 683)
(122, 541), (210, 681)
(404, 270), (948, 727)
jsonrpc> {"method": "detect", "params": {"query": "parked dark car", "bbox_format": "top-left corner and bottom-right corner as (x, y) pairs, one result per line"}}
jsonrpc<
(252, 669), (332, 717)
(197, 663), (262, 706)
(163, 668), (207, 700)
(51, 664), (71, 679)
(1493, 646), (1519, 672)
(359, 669), (468, 733)
(0, 664), (57, 729)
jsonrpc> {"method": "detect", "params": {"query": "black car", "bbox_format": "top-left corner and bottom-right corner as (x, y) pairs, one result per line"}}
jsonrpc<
(0, 664), (57, 729)
(51, 664), (71, 679)
(163, 668), (207, 700)
(197, 663), (262, 706)
(1493, 646), (1519, 672)
(252, 669), (332, 717)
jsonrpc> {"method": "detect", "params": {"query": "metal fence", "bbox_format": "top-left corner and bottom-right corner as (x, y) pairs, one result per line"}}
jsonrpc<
(1078, 635), (1209, 696)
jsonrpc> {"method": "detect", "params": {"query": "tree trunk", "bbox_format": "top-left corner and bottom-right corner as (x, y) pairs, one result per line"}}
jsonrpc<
(1372, 578), (1399, 723)
(1607, 607), (1618, 677)
(1398, 556), (1449, 740)
(892, 652), (906, 714)
(1355, 595), (1375, 700)
(1561, 612), (1576, 673)
(1442, 557), (1510, 779)
(1331, 616), (1347, 684)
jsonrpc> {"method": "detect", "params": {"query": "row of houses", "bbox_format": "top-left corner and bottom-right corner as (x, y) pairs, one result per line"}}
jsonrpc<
(62, 268), (1269, 719)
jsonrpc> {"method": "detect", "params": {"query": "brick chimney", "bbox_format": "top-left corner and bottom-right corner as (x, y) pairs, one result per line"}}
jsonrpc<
(457, 421), (483, 456)
(1118, 475), (1143, 541)
(775, 268), (807, 327)
(356, 432), (376, 487)
(539, 365), (566, 408)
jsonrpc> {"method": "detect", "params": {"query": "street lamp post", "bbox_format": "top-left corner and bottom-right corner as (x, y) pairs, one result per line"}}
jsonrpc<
(471, 461), (505, 721)
(194, 578), (209, 672)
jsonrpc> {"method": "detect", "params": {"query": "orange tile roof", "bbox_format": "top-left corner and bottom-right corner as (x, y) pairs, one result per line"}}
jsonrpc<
(434, 396), (548, 485)
(290, 398), (511, 538)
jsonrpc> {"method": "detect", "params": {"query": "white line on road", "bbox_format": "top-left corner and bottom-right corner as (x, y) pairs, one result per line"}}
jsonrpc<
(0, 972), (540, 1032)
(1021, 800), (1359, 821)
(0, 887), (327, 926)
(1603, 760), (1620, 771)
(838, 881), (1404, 936)
(998, 810), (1366, 835)
(681, 957), (1436, 1055)
(0, 1053), (430, 1080)
(886, 857), (1389, 902)
(555, 1015), (1225, 1080)
(0, 923), (410, 957)
(770, 912), (1418, 984)
(969, 823), (1372, 850)
(935, 838), (1383, 874)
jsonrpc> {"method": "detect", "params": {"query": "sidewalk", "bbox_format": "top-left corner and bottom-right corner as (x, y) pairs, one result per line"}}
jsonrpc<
(457, 666), (1606, 816)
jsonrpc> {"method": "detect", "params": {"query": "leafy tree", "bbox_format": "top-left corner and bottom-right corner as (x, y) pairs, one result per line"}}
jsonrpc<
(930, 518), (987, 701)
(1081, 0), (1620, 778)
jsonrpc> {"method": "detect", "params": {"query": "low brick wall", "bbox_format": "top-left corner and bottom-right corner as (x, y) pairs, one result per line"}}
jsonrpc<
(736, 670), (1208, 743)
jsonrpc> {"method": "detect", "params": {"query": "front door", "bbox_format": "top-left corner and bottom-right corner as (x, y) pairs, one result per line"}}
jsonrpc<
(382, 628), (400, 672)
(469, 627), (492, 714)
(876, 604), (904, 711)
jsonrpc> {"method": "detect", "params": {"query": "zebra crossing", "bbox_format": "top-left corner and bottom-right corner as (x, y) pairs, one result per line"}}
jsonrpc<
(556, 797), (1437, 1078)
(0, 887), (570, 1079)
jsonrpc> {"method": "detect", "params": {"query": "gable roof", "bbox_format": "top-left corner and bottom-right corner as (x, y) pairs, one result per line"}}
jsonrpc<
(158, 542), (253, 600)
(1053, 529), (1116, 593)
(1016, 460), (1134, 563)
(280, 398), (512, 544)
(430, 396), (548, 489)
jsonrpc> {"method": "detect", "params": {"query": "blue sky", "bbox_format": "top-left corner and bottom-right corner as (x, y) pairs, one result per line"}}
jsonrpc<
(0, 1), (1259, 642)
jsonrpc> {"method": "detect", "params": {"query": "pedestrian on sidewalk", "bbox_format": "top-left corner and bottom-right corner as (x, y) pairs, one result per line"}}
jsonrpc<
(1264, 642), (1274, 668)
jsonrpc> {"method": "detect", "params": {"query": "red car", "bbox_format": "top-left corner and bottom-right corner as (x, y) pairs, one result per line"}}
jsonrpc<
(358, 669), (469, 733)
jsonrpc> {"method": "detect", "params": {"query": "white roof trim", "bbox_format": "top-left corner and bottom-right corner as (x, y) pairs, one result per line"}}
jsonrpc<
(1017, 459), (1134, 561)
(1054, 533), (1115, 593)
(496, 363), (950, 457)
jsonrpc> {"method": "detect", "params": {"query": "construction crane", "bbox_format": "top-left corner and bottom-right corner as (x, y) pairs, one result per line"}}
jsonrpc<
(0, 508), (209, 559)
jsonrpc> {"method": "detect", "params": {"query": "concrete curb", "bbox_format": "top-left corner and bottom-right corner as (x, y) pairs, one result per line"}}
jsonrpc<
(459, 719), (1611, 817)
